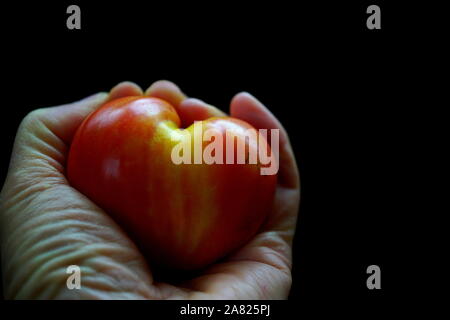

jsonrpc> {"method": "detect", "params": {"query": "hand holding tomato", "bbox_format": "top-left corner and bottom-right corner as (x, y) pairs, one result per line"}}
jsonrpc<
(0, 81), (300, 299)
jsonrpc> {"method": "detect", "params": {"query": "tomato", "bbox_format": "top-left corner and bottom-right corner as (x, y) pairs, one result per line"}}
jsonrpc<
(67, 96), (277, 270)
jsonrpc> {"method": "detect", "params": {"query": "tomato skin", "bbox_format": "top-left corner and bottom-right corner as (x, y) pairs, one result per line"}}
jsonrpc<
(67, 96), (277, 270)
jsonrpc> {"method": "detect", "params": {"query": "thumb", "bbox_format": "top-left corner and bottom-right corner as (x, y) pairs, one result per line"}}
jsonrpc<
(2, 93), (109, 194)
(177, 98), (226, 128)
(34, 92), (109, 146)
(4, 81), (143, 187)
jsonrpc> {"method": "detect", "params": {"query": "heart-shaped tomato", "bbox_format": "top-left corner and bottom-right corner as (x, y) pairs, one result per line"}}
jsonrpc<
(67, 96), (277, 270)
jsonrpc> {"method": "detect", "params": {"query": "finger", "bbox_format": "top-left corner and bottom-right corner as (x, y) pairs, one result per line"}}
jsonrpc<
(37, 92), (109, 145)
(2, 92), (109, 195)
(230, 92), (300, 189)
(108, 81), (143, 100)
(145, 80), (187, 109)
(177, 98), (227, 127)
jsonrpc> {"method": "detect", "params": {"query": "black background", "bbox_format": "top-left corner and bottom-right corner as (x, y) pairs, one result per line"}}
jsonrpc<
(0, 0), (418, 314)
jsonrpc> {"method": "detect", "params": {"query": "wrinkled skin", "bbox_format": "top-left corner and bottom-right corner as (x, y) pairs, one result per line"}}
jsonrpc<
(0, 81), (300, 299)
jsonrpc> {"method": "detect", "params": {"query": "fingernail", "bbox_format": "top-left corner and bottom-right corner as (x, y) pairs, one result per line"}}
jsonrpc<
(240, 91), (252, 97)
(183, 98), (208, 106)
(241, 92), (268, 110)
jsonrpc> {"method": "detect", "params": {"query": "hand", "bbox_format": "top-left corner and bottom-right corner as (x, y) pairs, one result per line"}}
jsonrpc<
(0, 81), (300, 299)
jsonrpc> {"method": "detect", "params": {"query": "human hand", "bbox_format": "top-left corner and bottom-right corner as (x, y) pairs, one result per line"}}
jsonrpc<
(0, 81), (300, 299)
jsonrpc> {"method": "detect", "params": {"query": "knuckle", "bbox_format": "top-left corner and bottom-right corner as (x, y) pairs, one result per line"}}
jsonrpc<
(16, 108), (52, 138)
(21, 109), (46, 127)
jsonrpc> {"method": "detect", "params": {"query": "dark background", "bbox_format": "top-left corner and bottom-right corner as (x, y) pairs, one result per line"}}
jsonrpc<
(0, 0), (416, 312)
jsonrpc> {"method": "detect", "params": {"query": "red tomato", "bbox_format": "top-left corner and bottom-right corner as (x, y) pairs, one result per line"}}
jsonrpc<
(67, 96), (277, 270)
